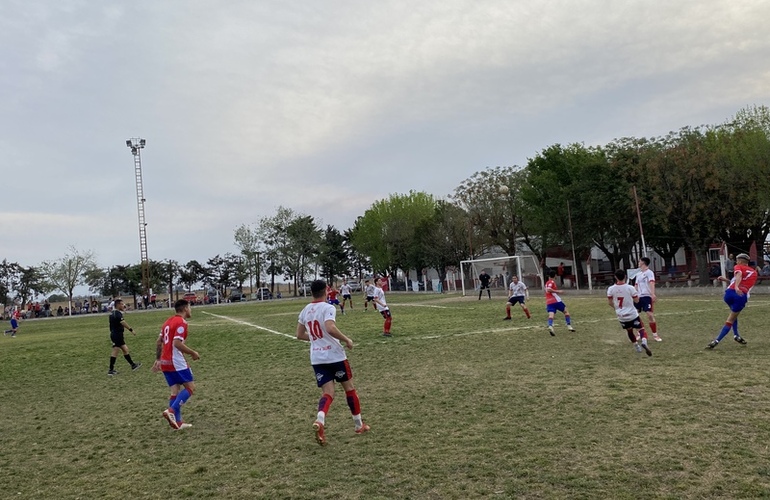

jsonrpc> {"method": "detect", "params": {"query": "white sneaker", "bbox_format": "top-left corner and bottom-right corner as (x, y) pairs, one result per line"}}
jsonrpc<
(176, 423), (193, 430)
(635, 344), (643, 353)
(653, 335), (662, 342)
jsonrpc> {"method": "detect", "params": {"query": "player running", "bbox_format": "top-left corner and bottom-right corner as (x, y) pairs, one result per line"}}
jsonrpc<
(608, 269), (652, 356)
(706, 253), (757, 349)
(4, 308), (21, 337)
(297, 280), (370, 446)
(635, 257), (661, 341)
(153, 299), (200, 430)
(545, 270), (575, 336)
(373, 278), (393, 337)
(326, 285), (343, 314)
(503, 275), (531, 320)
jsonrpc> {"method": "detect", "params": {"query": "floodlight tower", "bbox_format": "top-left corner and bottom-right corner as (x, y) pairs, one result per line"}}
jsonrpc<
(126, 138), (151, 302)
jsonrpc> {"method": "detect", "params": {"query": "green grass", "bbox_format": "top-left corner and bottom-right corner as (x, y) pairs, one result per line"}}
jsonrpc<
(2, 290), (770, 499)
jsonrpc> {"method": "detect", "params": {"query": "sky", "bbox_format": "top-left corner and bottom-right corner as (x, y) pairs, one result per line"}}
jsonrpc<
(2, 0), (769, 271)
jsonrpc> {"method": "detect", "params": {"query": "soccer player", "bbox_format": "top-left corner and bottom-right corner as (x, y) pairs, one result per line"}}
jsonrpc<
(373, 278), (393, 337)
(478, 270), (492, 300)
(503, 275), (531, 320)
(635, 257), (661, 341)
(363, 279), (376, 311)
(707, 253), (757, 349)
(297, 280), (370, 446)
(4, 308), (21, 337)
(339, 279), (354, 312)
(608, 269), (652, 356)
(107, 299), (142, 375)
(545, 270), (575, 336)
(327, 284), (342, 314)
(153, 299), (200, 430)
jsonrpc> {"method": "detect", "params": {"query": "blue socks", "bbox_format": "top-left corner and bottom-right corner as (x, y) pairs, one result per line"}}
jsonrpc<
(171, 389), (191, 421)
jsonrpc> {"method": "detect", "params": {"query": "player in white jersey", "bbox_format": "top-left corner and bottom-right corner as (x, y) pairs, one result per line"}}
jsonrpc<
(634, 257), (661, 341)
(503, 275), (531, 320)
(339, 279), (354, 312)
(372, 278), (393, 336)
(296, 279), (370, 446)
(363, 280), (376, 311)
(607, 269), (652, 356)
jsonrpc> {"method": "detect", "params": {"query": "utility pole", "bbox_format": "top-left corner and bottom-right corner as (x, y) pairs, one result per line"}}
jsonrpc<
(126, 138), (150, 304)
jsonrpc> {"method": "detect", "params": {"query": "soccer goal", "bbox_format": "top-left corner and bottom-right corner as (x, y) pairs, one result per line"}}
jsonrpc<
(459, 255), (544, 297)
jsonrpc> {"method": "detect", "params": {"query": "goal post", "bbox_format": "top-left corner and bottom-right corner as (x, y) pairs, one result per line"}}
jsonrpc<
(460, 255), (543, 297)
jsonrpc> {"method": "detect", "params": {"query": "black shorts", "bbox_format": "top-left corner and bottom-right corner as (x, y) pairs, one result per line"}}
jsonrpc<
(343, 294), (352, 300)
(366, 296), (374, 302)
(508, 296), (525, 305)
(619, 317), (643, 330)
(479, 283), (490, 290)
(110, 331), (126, 348)
(379, 309), (392, 319)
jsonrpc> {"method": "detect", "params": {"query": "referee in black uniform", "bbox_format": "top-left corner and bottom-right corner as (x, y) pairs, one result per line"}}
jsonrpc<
(108, 299), (142, 375)
(478, 271), (492, 300)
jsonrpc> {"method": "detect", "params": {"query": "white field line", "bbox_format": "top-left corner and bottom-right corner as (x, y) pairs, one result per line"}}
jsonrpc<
(393, 303), (448, 309)
(200, 311), (295, 339)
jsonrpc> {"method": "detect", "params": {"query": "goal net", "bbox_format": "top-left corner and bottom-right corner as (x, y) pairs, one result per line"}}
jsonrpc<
(459, 255), (543, 297)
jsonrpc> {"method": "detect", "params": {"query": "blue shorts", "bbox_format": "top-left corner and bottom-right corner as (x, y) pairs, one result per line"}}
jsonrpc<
(724, 289), (748, 313)
(328, 299), (340, 305)
(312, 360), (352, 387)
(163, 368), (194, 386)
(10, 319), (18, 329)
(508, 296), (525, 305)
(546, 302), (566, 313)
(635, 296), (653, 312)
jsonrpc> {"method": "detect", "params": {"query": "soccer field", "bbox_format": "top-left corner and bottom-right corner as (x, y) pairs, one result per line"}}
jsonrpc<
(1, 291), (769, 499)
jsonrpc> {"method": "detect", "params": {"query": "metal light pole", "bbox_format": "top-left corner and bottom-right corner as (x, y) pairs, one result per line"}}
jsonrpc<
(126, 138), (151, 305)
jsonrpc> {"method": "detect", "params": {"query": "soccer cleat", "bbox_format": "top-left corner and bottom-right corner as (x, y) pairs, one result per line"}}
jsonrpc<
(355, 423), (371, 434)
(653, 335), (662, 342)
(548, 326), (555, 336)
(176, 423), (193, 430)
(642, 344), (653, 357)
(503, 317), (512, 321)
(706, 340), (718, 350)
(107, 370), (118, 376)
(382, 333), (392, 337)
(163, 409), (180, 430)
(313, 421), (327, 446)
(132, 362), (143, 371)
(635, 344), (643, 353)
(734, 335), (747, 345)
(567, 325), (575, 332)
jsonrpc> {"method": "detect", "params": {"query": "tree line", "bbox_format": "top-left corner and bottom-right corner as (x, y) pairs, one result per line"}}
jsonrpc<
(3, 106), (769, 310)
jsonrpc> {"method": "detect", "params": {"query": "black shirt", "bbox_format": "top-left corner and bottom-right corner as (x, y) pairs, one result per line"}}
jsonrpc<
(479, 273), (491, 286)
(109, 310), (124, 335)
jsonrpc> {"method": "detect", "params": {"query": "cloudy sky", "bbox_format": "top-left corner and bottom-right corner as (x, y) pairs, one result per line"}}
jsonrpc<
(2, 0), (769, 270)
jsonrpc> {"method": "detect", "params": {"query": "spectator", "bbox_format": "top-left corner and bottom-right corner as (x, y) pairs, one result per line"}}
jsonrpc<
(57, 305), (64, 316)
(557, 262), (565, 285)
(761, 261), (770, 277)
(725, 254), (735, 279)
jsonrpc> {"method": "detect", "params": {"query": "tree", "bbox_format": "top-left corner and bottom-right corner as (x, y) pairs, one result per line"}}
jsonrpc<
(0, 259), (21, 306)
(179, 260), (206, 292)
(16, 265), (52, 307)
(41, 247), (98, 315)
(453, 166), (526, 257)
(258, 206), (296, 292)
(416, 201), (471, 289)
(318, 225), (349, 283)
(284, 215), (322, 294)
(234, 223), (263, 291)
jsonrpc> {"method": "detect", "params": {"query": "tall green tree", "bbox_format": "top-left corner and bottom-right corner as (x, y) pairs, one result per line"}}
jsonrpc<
(284, 215), (322, 294)
(318, 225), (349, 284)
(416, 201), (471, 289)
(234, 223), (263, 291)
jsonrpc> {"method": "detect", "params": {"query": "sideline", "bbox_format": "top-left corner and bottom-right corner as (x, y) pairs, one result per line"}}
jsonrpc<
(200, 311), (296, 339)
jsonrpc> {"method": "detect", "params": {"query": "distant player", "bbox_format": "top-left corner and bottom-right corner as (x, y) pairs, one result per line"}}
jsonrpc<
(373, 278), (393, 337)
(4, 308), (21, 337)
(478, 270), (492, 300)
(707, 253), (757, 349)
(107, 299), (142, 375)
(503, 275), (531, 320)
(608, 269), (652, 356)
(153, 299), (200, 430)
(339, 279), (353, 312)
(296, 279), (370, 446)
(545, 270), (575, 336)
(326, 285), (342, 313)
(635, 257), (661, 341)
(363, 279), (376, 311)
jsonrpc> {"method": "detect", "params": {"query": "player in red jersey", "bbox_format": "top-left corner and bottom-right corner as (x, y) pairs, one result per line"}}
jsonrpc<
(326, 285), (343, 314)
(152, 299), (200, 430)
(707, 253), (757, 349)
(545, 270), (575, 336)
